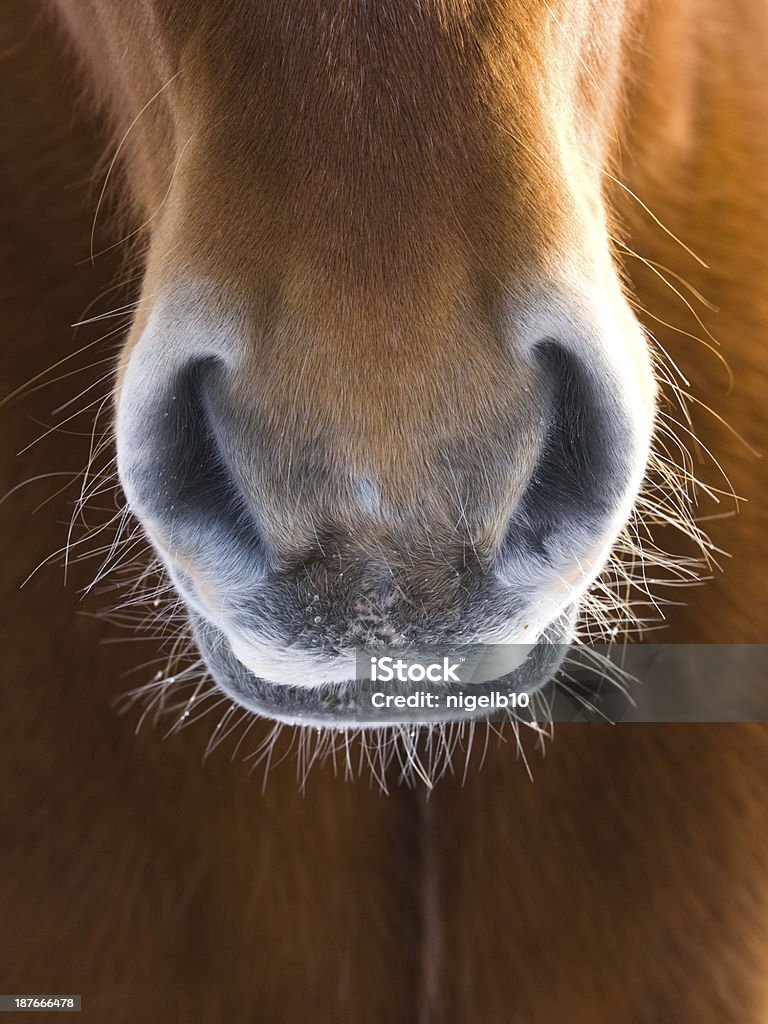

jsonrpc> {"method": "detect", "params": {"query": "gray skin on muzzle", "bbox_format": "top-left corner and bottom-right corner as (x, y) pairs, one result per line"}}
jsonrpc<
(191, 609), (574, 727)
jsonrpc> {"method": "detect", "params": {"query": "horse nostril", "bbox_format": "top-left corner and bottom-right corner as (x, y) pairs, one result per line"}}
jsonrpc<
(117, 354), (264, 579)
(502, 340), (636, 565)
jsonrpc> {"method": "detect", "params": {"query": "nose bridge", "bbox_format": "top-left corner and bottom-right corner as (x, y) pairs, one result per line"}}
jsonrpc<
(124, 0), (582, 351)
(191, 272), (549, 559)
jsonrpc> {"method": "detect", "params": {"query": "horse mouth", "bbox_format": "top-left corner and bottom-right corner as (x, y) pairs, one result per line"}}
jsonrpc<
(189, 610), (575, 727)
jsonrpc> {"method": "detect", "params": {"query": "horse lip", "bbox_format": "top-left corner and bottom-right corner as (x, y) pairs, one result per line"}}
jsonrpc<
(189, 611), (575, 727)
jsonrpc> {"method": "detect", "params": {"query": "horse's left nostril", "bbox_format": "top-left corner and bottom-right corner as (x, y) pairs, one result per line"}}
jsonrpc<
(501, 339), (639, 572)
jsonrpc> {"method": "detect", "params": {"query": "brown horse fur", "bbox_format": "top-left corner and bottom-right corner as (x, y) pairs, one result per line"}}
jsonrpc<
(1, 1), (768, 1021)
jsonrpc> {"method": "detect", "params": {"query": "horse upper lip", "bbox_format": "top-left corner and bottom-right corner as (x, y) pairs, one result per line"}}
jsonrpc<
(189, 610), (575, 727)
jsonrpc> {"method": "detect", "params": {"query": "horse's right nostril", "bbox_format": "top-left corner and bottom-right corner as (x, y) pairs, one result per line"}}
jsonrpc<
(502, 340), (637, 569)
(117, 353), (265, 585)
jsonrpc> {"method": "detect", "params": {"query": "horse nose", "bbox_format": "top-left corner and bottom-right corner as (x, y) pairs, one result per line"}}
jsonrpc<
(115, 279), (651, 703)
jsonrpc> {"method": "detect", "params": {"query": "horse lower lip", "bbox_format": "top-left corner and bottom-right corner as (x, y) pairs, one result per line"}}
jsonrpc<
(189, 611), (575, 727)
